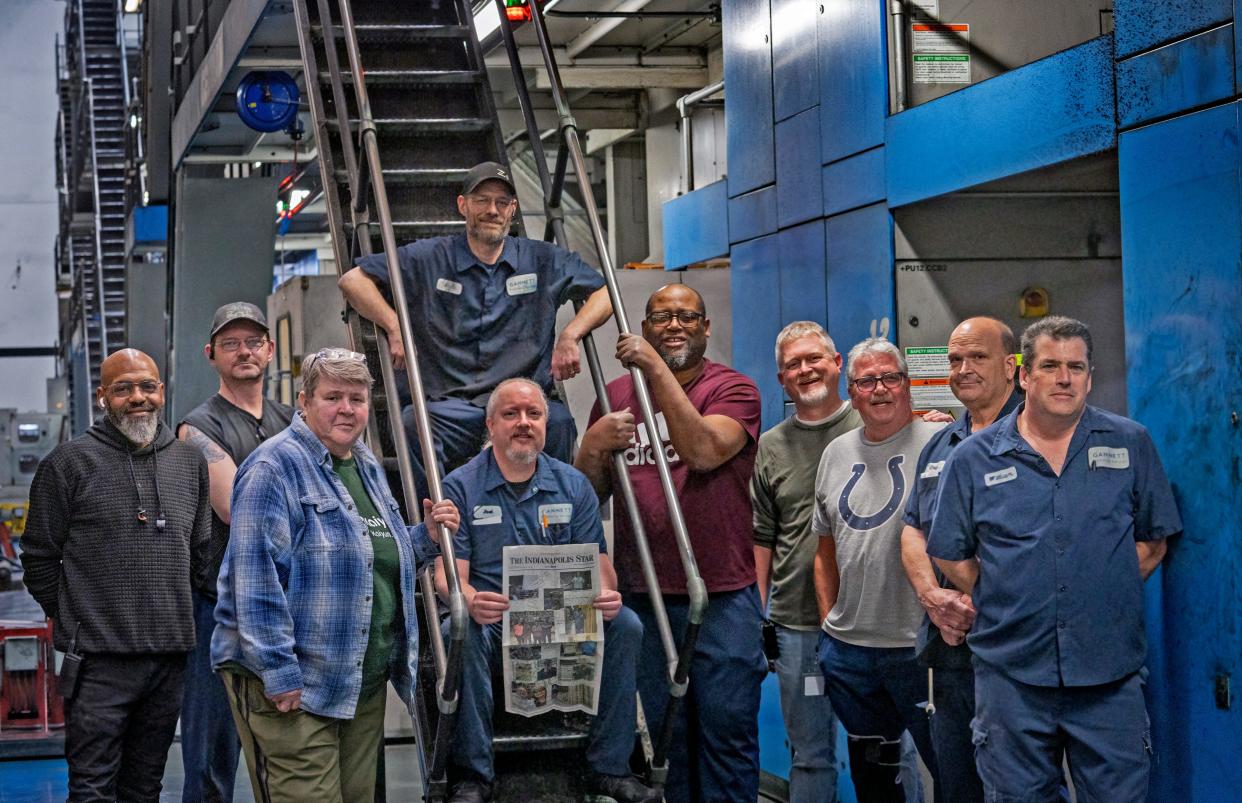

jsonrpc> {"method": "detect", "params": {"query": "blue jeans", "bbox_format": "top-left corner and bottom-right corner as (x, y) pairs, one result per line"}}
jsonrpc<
(774, 625), (838, 803)
(972, 662), (1150, 803)
(817, 634), (940, 803)
(445, 607), (642, 781)
(403, 398), (577, 501)
(181, 589), (240, 802)
(927, 666), (984, 803)
(629, 586), (767, 803)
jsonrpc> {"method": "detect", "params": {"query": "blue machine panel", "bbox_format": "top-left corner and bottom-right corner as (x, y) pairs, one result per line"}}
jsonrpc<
(728, 185), (778, 244)
(823, 146), (885, 217)
(778, 218), (828, 340)
(1119, 100), (1242, 802)
(772, 0), (820, 121)
(886, 36), (1116, 207)
(825, 203), (895, 361)
(662, 180), (730, 269)
(730, 233), (784, 428)
(819, 0), (888, 165)
(1117, 24), (1235, 129)
(130, 205), (169, 245)
(776, 107), (824, 229)
(724, 0), (776, 197)
(1114, 0), (1233, 59)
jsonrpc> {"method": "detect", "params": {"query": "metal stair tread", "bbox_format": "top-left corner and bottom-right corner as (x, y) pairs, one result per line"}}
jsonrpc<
(320, 68), (483, 86)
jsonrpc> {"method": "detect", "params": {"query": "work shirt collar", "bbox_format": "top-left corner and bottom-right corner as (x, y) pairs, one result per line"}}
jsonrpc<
(990, 401), (1117, 459)
(479, 447), (556, 500)
(948, 389), (1023, 446)
(452, 233), (516, 275)
(288, 412), (337, 469)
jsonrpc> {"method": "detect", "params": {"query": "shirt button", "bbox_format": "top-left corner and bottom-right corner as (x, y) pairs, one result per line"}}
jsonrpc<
(365, 596), (372, 602)
(1055, 515), (1063, 521)
(1058, 622), (1066, 629)
(1058, 548), (1066, 555)
(367, 561), (373, 568)
(356, 660), (362, 667)
(1059, 585), (1067, 592)
(347, 504), (354, 510)
(361, 627), (367, 634)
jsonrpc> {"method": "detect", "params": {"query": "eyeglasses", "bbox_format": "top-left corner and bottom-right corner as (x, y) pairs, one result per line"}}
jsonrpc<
(466, 194), (516, 213)
(850, 372), (906, 392)
(216, 335), (268, 353)
(106, 380), (162, 398)
(645, 310), (705, 327)
(308, 348), (367, 367)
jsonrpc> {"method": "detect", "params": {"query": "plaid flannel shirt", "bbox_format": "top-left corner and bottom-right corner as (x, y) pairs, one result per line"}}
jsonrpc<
(211, 413), (439, 719)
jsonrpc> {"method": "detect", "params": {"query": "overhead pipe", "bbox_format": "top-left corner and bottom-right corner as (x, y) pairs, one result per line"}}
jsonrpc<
(675, 79), (723, 195)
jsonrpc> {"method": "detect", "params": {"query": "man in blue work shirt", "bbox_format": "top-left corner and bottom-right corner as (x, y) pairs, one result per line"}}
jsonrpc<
(433, 378), (657, 803)
(338, 162), (613, 498)
(927, 315), (1181, 802)
(899, 316), (1021, 803)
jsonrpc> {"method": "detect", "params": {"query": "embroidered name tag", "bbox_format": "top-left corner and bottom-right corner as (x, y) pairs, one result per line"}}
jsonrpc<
(538, 503), (572, 525)
(1088, 446), (1130, 470)
(921, 461), (945, 479)
(984, 466), (1017, 487)
(436, 278), (463, 295)
(506, 273), (538, 296)
(472, 505), (502, 525)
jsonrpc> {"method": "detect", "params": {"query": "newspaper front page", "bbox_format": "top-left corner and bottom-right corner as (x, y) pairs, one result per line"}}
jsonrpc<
(501, 543), (604, 717)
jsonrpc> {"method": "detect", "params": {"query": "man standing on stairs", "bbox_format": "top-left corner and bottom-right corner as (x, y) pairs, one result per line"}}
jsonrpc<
(338, 161), (613, 498)
(177, 302), (294, 802)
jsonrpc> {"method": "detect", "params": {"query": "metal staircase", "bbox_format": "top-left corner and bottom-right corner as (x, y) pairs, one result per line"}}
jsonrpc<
(59, 0), (130, 407)
(292, 2), (704, 800)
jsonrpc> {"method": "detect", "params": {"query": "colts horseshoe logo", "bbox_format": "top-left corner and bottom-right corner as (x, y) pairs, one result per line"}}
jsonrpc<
(837, 455), (906, 530)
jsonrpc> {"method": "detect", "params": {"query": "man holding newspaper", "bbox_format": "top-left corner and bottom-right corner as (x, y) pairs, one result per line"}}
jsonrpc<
(433, 378), (658, 803)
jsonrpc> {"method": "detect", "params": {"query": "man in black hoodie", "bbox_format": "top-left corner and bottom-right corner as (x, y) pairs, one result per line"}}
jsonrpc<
(22, 348), (212, 802)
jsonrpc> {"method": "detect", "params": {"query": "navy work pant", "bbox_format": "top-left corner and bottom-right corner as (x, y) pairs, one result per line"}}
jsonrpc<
(927, 666), (984, 803)
(445, 607), (642, 782)
(181, 589), (241, 802)
(402, 397), (577, 501)
(65, 652), (185, 802)
(972, 662), (1150, 803)
(629, 586), (766, 803)
(817, 634), (940, 803)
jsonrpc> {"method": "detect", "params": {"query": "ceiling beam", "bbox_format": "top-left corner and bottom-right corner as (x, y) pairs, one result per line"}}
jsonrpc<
(566, 0), (655, 58)
(533, 65), (707, 90)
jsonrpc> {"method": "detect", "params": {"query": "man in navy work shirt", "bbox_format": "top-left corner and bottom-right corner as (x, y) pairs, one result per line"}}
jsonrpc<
(927, 316), (1181, 802)
(433, 378), (657, 803)
(338, 162), (613, 498)
(899, 316), (1020, 803)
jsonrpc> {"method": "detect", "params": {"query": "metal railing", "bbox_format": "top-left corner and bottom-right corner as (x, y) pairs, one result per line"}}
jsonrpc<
(291, 0), (469, 789)
(493, 0), (708, 785)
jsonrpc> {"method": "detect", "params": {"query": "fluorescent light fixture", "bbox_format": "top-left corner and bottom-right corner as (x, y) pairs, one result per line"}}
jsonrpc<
(123, 0), (143, 13)
(473, 2), (501, 40)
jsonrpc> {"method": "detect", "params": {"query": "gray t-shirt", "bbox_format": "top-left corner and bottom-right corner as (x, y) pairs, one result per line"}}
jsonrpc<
(812, 419), (944, 648)
(752, 401), (862, 630)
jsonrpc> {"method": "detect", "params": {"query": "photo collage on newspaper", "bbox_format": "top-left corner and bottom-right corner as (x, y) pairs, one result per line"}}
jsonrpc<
(501, 543), (604, 717)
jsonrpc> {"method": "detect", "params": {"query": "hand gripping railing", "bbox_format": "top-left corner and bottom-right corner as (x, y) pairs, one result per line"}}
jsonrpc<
(299, 0), (469, 788)
(494, 0), (709, 785)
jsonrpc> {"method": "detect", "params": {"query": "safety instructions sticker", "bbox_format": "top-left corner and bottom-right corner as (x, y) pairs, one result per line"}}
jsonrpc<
(905, 347), (962, 412)
(909, 0), (938, 18)
(911, 22), (970, 84)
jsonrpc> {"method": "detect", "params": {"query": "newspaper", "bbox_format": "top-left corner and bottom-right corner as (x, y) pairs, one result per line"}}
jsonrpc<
(501, 543), (604, 717)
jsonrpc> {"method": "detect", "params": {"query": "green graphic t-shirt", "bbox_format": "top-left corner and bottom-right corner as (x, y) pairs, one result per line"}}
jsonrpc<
(333, 455), (402, 697)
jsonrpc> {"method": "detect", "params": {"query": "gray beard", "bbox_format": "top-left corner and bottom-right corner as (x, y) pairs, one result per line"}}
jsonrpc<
(108, 407), (160, 446)
(503, 443), (539, 466)
(794, 384), (830, 406)
(661, 340), (707, 372)
(469, 222), (506, 248)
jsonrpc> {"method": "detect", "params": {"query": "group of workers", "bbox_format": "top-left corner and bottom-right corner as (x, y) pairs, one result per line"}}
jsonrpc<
(18, 161), (1179, 803)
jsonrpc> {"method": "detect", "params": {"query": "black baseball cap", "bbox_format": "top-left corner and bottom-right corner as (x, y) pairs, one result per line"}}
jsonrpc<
(461, 161), (516, 196)
(210, 302), (269, 339)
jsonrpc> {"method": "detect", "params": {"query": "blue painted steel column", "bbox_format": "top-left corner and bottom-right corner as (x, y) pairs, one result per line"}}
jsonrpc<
(1119, 100), (1242, 803)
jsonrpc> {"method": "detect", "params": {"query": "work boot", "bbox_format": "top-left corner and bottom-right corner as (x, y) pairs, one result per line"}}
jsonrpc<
(584, 772), (661, 803)
(447, 778), (492, 803)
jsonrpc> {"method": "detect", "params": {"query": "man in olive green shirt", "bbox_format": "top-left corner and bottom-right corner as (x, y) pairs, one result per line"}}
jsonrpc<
(751, 322), (860, 803)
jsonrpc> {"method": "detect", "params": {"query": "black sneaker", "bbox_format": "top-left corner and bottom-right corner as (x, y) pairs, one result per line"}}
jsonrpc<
(447, 778), (493, 803)
(584, 772), (661, 803)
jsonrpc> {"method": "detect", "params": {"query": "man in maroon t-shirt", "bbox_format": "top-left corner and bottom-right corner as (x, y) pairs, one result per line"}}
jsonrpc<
(576, 284), (767, 803)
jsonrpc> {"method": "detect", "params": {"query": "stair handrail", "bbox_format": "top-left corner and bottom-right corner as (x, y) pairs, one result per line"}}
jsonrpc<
(491, 0), (680, 679)
(500, 0), (711, 782)
(330, 0), (469, 784)
(84, 77), (110, 402)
